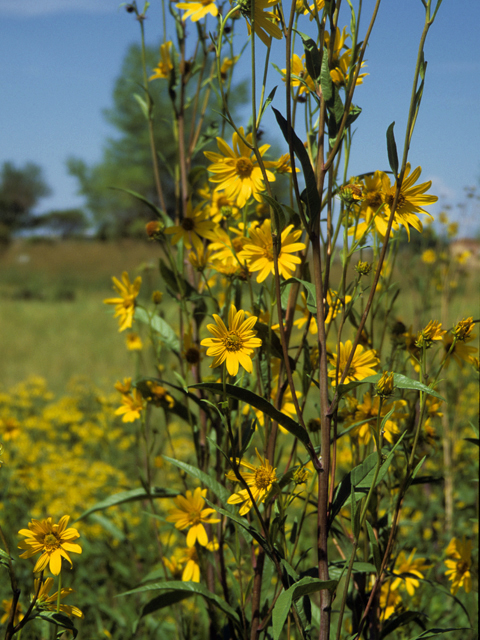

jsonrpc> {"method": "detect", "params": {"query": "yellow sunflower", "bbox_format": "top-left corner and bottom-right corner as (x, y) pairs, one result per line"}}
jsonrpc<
(238, 0), (283, 46)
(442, 332), (478, 367)
(18, 516), (82, 575)
(166, 488), (220, 547)
(239, 219), (306, 282)
(165, 203), (218, 252)
(103, 271), (142, 332)
(324, 27), (367, 86)
(380, 164), (438, 240)
(282, 54), (316, 97)
(444, 537), (472, 595)
(201, 304), (262, 376)
(176, 0), (218, 22)
(328, 339), (379, 386)
(226, 448), (278, 515)
(391, 549), (430, 596)
(115, 388), (144, 422)
(204, 127), (275, 208)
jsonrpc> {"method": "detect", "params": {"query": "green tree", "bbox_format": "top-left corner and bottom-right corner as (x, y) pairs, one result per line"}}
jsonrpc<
(67, 42), (243, 238)
(34, 208), (88, 239)
(0, 161), (51, 242)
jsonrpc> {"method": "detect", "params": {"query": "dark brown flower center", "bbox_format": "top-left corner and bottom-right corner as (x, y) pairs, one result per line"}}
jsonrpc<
(236, 157), (254, 178)
(185, 346), (201, 364)
(181, 217), (195, 231)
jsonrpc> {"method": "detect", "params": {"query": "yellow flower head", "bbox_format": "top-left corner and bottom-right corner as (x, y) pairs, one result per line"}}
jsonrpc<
(149, 41), (174, 80)
(239, 219), (305, 282)
(34, 578), (83, 618)
(444, 536), (472, 595)
(103, 272), (142, 332)
(114, 377), (132, 394)
(238, 0), (283, 46)
(324, 27), (367, 86)
(442, 332), (478, 368)
(201, 304), (262, 376)
(166, 488), (220, 547)
(176, 0), (218, 22)
(226, 448), (278, 515)
(204, 127), (275, 208)
(452, 317), (475, 341)
(282, 54), (316, 97)
(1, 417), (21, 441)
(391, 549), (430, 596)
(415, 320), (446, 349)
(165, 202), (218, 252)
(126, 332), (143, 351)
(380, 164), (438, 240)
(421, 249), (436, 264)
(18, 516), (82, 575)
(146, 381), (175, 408)
(115, 388), (144, 422)
(379, 581), (402, 620)
(328, 340), (379, 386)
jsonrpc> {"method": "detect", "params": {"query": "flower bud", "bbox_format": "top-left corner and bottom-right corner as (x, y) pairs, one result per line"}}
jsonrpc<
(376, 371), (395, 398)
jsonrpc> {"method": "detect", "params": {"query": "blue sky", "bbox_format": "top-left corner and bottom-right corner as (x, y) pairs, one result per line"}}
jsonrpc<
(1, 0), (479, 235)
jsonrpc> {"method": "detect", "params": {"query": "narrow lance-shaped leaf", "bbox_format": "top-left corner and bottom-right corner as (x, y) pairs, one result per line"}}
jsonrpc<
(163, 455), (230, 503)
(337, 373), (445, 401)
(295, 30), (322, 82)
(191, 383), (310, 449)
(272, 107), (321, 224)
(120, 580), (241, 628)
(386, 121), (399, 178)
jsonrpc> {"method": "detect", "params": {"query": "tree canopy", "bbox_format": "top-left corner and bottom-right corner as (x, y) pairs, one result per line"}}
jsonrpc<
(0, 161), (51, 241)
(67, 42), (245, 238)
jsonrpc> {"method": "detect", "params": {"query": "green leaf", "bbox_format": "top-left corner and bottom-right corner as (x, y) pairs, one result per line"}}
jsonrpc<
(408, 628), (470, 640)
(386, 122), (399, 177)
(76, 487), (178, 521)
(329, 452), (377, 524)
(206, 501), (266, 549)
(0, 548), (12, 569)
(366, 521), (381, 573)
(133, 591), (192, 633)
(337, 373), (445, 401)
(191, 383), (311, 449)
(37, 611), (78, 638)
(163, 455), (230, 503)
(133, 93), (149, 121)
(272, 107), (321, 224)
(110, 187), (168, 222)
(135, 307), (180, 352)
(380, 610), (426, 638)
(258, 86), (278, 123)
(120, 580), (241, 627)
(262, 193), (286, 233)
(272, 577), (337, 640)
(320, 46), (333, 101)
(295, 30), (321, 81)
(281, 277), (317, 315)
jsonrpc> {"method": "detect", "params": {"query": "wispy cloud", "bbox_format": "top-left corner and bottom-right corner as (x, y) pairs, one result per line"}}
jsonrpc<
(0, 0), (119, 17)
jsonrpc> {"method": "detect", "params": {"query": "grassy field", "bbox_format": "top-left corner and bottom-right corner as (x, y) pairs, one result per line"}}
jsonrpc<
(0, 239), (163, 393)
(0, 238), (478, 394)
